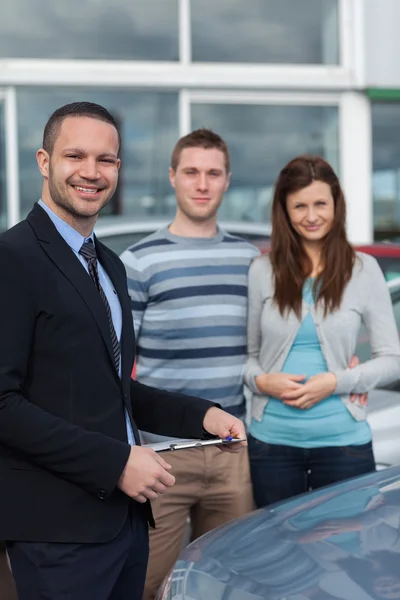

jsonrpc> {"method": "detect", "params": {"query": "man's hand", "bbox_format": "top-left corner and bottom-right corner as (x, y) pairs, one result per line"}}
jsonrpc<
(349, 355), (368, 406)
(117, 445), (175, 503)
(281, 372), (337, 409)
(255, 373), (306, 397)
(202, 407), (247, 453)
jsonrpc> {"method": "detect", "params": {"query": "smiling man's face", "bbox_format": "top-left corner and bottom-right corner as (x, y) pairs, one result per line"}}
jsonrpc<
(37, 115), (120, 230)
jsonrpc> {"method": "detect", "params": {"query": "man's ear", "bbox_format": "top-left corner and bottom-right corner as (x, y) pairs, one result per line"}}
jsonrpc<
(36, 148), (50, 178)
(224, 171), (231, 193)
(169, 167), (176, 189)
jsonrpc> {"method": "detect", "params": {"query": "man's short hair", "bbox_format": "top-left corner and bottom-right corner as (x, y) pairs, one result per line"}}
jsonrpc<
(171, 128), (230, 173)
(42, 101), (120, 155)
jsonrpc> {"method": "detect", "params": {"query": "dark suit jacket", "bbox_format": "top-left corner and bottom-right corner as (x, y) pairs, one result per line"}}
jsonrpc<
(0, 203), (215, 543)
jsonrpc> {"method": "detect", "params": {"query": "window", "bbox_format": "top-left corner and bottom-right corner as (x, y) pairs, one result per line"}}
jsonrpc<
(191, 101), (338, 223)
(17, 88), (179, 221)
(1, 0), (179, 60)
(191, 0), (339, 64)
(372, 102), (400, 239)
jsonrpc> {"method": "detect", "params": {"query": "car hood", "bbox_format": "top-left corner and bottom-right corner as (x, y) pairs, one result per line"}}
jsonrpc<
(169, 465), (400, 600)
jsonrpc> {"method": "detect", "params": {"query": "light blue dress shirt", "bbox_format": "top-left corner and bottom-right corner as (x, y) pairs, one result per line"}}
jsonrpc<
(38, 200), (135, 445)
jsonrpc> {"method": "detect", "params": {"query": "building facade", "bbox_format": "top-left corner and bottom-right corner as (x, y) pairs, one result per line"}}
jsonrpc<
(0, 0), (399, 243)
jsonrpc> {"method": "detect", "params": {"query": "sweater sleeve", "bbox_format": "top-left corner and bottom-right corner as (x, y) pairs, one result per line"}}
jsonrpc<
(244, 257), (268, 393)
(334, 256), (400, 394)
(119, 247), (149, 338)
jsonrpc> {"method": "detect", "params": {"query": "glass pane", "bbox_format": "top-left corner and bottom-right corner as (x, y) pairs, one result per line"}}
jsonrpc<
(0, 102), (6, 232)
(1, 0), (178, 60)
(17, 88), (178, 221)
(191, 0), (339, 64)
(372, 102), (400, 239)
(191, 103), (338, 223)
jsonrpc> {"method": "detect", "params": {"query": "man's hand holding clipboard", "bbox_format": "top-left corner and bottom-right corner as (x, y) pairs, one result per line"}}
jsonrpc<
(118, 406), (247, 503)
(201, 406), (247, 453)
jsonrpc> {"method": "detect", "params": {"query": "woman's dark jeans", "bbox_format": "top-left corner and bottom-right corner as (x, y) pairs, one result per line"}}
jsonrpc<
(248, 434), (376, 508)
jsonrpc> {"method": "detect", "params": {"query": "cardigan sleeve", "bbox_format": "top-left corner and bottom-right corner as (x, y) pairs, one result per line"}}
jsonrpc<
(334, 255), (400, 394)
(244, 257), (269, 393)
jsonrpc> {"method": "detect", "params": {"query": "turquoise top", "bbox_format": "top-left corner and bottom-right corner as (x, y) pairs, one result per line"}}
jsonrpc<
(250, 279), (372, 448)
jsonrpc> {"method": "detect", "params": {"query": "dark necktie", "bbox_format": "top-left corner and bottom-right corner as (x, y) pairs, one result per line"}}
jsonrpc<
(79, 240), (121, 372)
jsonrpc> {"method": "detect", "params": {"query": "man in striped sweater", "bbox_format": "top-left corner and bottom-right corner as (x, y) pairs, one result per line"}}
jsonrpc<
(120, 129), (259, 600)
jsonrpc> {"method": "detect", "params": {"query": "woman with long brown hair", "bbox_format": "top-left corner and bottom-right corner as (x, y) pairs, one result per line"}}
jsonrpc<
(245, 155), (400, 508)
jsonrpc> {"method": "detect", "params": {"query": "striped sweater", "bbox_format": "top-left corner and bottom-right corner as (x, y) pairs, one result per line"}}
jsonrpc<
(120, 226), (259, 441)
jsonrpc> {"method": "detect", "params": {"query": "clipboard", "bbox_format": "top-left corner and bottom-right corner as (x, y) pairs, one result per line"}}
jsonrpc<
(145, 437), (246, 452)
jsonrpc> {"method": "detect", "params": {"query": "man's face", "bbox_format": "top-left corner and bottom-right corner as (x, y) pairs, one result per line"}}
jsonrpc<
(37, 116), (120, 222)
(169, 147), (230, 223)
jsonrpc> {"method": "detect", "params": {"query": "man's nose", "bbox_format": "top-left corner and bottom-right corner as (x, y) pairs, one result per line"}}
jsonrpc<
(196, 173), (208, 191)
(78, 159), (100, 180)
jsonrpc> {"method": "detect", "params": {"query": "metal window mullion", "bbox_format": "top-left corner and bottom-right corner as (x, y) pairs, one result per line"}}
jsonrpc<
(187, 90), (341, 106)
(339, 92), (372, 244)
(179, 89), (191, 136)
(338, 0), (354, 72)
(4, 87), (20, 228)
(0, 60), (352, 90)
(350, 0), (366, 88)
(178, 0), (191, 65)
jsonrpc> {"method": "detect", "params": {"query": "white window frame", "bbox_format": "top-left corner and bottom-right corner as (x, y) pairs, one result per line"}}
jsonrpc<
(0, 87), (19, 228)
(181, 89), (341, 136)
(339, 92), (372, 244)
(0, 0), (357, 90)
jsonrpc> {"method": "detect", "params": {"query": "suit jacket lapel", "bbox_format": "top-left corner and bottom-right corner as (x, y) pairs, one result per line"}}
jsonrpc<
(27, 204), (117, 374)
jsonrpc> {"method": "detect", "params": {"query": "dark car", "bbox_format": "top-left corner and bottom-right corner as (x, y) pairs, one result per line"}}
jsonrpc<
(157, 465), (400, 600)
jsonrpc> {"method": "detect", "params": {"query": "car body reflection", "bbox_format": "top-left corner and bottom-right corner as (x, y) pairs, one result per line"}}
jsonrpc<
(158, 466), (400, 600)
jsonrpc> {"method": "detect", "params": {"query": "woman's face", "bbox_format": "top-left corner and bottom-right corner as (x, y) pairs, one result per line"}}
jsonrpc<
(286, 180), (335, 246)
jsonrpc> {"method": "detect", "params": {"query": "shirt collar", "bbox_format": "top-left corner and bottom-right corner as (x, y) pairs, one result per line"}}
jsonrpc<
(38, 199), (94, 252)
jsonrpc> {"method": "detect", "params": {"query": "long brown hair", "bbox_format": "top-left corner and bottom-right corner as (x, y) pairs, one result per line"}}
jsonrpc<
(270, 155), (355, 318)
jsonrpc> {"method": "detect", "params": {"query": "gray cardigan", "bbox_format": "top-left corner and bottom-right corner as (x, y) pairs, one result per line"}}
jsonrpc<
(245, 252), (400, 422)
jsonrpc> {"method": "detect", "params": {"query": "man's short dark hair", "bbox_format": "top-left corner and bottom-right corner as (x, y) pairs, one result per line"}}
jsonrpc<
(42, 101), (120, 155)
(171, 128), (230, 173)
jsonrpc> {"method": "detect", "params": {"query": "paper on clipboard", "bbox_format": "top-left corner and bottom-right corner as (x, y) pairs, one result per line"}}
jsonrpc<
(144, 438), (246, 452)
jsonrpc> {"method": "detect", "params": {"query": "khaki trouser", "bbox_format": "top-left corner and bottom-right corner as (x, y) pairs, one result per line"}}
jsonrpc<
(143, 445), (254, 600)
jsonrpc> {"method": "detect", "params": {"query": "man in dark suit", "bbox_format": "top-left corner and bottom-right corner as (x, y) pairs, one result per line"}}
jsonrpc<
(0, 102), (247, 600)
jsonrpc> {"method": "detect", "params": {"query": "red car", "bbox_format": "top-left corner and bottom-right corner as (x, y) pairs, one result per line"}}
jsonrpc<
(253, 241), (400, 282)
(355, 243), (400, 281)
